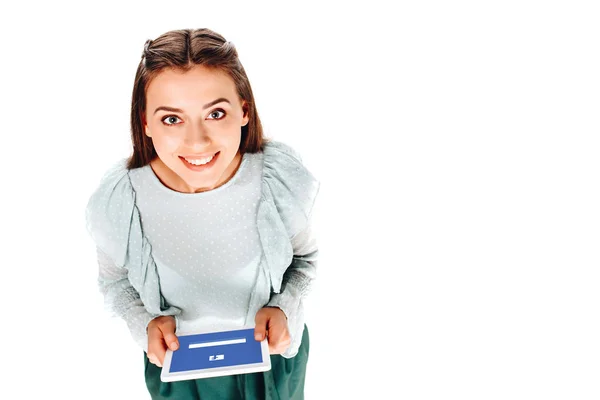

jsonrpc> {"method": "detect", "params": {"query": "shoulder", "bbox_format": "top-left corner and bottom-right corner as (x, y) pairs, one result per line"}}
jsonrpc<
(261, 139), (318, 184)
(262, 140), (304, 163)
(261, 140), (316, 181)
(84, 158), (136, 260)
(91, 157), (131, 191)
(85, 158), (134, 213)
(260, 140), (320, 235)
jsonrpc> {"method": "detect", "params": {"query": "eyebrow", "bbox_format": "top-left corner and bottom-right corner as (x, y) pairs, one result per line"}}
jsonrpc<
(153, 97), (231, 115)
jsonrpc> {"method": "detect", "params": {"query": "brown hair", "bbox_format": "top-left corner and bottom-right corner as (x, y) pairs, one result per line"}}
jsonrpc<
(126, 28), (268, 170)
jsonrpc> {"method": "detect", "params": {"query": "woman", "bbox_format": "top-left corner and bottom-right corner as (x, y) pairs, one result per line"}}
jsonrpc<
(85, 27), (320, 399)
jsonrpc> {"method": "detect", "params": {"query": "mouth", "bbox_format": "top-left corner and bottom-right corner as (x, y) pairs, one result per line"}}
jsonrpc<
(179, 151), (220, 171)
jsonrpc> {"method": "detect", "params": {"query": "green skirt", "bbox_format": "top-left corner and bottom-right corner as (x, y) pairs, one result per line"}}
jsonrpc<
(143, 324), (310, 400)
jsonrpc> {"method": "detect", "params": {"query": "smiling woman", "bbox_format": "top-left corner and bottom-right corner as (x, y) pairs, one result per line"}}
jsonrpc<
(85, 27), (320, 400)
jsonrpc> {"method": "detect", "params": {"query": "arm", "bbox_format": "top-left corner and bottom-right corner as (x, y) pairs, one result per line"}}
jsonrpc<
(96, 245), (176, 353)
(266, 220), (318, 358)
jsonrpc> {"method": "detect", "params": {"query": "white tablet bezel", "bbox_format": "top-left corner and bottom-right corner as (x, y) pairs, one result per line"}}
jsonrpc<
(160, 327), (271, 382)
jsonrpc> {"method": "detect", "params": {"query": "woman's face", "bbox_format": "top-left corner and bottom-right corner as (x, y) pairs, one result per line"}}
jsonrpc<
(144, 65), (249, 193)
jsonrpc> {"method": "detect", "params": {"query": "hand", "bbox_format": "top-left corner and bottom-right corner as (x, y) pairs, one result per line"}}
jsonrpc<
(254, 306), (291, 355)
(147, 316), (179, 368)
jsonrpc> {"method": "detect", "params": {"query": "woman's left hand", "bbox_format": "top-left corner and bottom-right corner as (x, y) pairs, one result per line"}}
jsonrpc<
(254, 306), (291, 354)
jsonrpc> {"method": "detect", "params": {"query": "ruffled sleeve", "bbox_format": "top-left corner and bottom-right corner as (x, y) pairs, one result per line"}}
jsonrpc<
(257, 141), (320, 358)
(84, 158), (181, 352)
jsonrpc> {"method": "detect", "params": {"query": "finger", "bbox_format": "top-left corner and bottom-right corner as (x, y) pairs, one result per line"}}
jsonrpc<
(147, 338), (159, 366)
(147, 349), (162, 367)
(148, 334), (168, 366)
(268, 332), (277, 354)
(255, 310), (270, 341)
(156, 339), (168, 366)
(149, 355), (160, 367)
(267, 323), (291, 354)
(268, 331), (282, 354)
(148, 346), (167, 367)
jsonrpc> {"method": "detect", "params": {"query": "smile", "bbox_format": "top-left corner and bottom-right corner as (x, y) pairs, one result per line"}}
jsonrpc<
(179, 152), (220, 171)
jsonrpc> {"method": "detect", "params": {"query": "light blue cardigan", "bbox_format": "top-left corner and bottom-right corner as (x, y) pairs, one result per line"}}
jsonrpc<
(85, 140), (320, 358)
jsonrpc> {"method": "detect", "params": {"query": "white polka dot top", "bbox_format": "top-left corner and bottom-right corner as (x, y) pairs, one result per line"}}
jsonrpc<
(85, 140), (320, 358)
(128, 151), (263, 335)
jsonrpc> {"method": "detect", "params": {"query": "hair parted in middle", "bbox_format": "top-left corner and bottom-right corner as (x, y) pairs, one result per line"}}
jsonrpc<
(126, 28), (268, 170)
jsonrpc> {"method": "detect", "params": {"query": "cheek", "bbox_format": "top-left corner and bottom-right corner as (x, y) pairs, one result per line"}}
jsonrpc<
(153, 134), (181, 151)
(218, 117), (244, 134)
(221, 124), (243, 143)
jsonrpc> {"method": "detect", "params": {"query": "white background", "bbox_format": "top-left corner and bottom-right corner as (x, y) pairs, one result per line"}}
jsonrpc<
(2, 1), (599, 399)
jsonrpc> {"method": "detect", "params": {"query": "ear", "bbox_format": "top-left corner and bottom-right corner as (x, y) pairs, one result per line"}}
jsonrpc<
(241, 100), (249, 127)
(142, 114), (152, 137)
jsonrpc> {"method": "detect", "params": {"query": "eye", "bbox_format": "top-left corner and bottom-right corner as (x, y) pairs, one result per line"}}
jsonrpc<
(161, 115), (182, 126)
(207, 109), (226, 120)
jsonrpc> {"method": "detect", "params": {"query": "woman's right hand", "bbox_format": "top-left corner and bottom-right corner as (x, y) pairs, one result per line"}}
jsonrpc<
(147, 316), (179, 367)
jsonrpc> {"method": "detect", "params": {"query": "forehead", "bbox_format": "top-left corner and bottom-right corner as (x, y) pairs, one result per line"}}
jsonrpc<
(146, 65), (238, 105)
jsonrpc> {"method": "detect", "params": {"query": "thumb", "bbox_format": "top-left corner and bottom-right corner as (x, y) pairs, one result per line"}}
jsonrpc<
(164, 332), (179, 351)
(160, 323), (179, 351)
(254, 310), (269, 341)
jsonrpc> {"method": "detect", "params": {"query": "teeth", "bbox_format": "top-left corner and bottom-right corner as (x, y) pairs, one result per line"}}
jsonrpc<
(184, 154), (214, 165)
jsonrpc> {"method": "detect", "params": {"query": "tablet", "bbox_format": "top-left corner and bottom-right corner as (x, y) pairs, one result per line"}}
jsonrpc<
(161, 326), (271, 382)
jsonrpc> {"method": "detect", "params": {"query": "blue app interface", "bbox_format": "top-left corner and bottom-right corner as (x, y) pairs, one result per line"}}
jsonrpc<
(169, 328), (264, 373)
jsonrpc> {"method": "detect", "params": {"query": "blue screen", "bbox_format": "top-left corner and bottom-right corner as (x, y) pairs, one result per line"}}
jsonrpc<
(169, 328), (264, 373)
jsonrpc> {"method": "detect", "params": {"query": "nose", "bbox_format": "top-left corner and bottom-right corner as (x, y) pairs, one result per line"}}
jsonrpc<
(183, 121), (211, 148)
